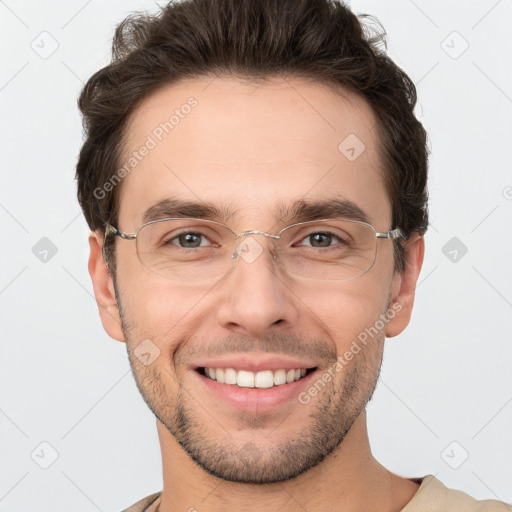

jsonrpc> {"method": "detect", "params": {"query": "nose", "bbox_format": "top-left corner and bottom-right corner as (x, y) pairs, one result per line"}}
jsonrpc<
(215, 234), (300, 337)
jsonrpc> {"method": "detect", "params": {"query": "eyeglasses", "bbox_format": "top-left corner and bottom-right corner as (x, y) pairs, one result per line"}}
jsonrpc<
(105, 217), (404, 283)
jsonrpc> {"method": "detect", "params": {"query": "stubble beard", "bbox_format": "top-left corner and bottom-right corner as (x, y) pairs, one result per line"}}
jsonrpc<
(115, 281), (385, 484)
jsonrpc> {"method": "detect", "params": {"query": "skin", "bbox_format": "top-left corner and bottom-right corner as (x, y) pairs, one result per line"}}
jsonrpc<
(88, 75), (425, 511)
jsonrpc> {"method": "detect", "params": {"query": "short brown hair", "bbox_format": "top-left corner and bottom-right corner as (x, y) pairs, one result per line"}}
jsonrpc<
(76, 0), (429, 275)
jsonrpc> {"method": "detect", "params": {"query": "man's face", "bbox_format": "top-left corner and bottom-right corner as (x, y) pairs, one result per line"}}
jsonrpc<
(109, 76), (402, 483)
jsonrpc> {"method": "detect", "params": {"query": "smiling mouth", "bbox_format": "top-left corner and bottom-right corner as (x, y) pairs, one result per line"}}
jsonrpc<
(197, 367), (317, 389)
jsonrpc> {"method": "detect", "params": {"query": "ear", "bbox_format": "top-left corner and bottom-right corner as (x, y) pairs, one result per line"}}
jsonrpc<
(88, 231), (125, 342)
(385, 234), (425, 338)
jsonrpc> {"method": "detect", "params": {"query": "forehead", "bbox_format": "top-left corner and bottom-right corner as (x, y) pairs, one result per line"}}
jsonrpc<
(117, 76), (391, 231)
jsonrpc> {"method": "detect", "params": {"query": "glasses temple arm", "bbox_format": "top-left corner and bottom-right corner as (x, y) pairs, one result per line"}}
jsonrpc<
(105, 223), (137, 240)
(376, 228), (405, 239)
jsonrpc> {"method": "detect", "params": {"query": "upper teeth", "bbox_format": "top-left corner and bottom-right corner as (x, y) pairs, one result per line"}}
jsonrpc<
(204, 367), (308, 388)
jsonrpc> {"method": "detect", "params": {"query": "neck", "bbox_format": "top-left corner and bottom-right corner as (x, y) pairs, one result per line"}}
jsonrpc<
(155, 411), (420, 512)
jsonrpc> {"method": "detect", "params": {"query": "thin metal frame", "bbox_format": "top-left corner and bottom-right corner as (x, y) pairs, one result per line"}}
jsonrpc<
(103, 217), (404, 281)
(105, 217), (404, 242)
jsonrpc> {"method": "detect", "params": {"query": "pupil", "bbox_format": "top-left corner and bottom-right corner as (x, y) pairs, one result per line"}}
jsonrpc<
(180, 233), (201, 248)
(310, 233), (331, 247)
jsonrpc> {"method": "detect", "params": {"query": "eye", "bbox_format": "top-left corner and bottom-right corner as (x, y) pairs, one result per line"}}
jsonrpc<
(298, 231), (349, 249)
(165, 231), (212, 249)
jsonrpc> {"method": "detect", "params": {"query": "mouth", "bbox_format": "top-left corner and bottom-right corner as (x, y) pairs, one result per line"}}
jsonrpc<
(197, 366), (317, 389)
(192, 362), (320, 413)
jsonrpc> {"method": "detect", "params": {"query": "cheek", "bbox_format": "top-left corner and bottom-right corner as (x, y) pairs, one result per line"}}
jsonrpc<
(117, 268), (208, 347)
(296, 280), (390, 351)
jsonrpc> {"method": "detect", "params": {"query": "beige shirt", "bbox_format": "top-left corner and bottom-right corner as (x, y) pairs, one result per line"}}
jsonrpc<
(122, 475), (512, 511)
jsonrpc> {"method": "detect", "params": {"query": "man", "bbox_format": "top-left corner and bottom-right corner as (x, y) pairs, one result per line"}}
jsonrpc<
(75, 0), (511, 510)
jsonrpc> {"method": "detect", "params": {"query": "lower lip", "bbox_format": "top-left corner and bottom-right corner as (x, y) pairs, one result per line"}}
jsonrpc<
(192, 369), (318, 412)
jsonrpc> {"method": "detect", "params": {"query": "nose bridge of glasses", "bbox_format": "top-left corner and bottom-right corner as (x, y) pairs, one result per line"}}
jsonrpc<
(235, 229), (280, 240)
(230, 229), (281, 264)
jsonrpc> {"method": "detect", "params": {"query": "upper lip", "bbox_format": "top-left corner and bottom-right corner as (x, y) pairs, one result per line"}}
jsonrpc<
(191, 354), (318, 373)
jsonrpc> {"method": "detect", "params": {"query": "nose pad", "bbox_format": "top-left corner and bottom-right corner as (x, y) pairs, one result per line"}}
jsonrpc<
(231, 235), (281, 270)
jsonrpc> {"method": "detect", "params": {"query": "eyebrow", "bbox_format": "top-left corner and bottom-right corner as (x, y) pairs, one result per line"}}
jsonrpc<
(142, 195), (372, 226)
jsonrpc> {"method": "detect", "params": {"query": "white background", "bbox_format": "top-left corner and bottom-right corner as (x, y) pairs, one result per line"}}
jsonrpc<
(1, 0), (511, 510)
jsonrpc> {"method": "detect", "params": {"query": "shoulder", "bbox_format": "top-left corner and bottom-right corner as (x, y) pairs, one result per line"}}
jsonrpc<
(402, 475), (512, 512)
(121, 491), (162, 512)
